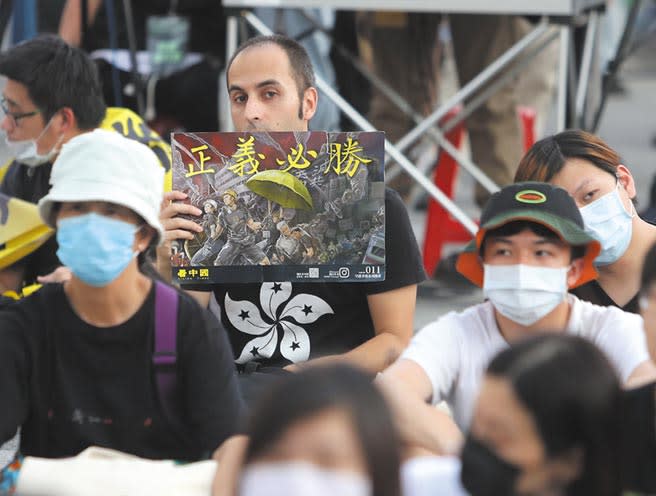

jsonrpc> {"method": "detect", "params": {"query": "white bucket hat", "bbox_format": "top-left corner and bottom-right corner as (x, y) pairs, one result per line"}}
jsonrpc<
(38, 129), (165, 244)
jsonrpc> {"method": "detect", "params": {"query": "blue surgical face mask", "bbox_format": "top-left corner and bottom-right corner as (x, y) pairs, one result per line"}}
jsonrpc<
(56, 212), (139, 287)
(579, 182), (634, 266)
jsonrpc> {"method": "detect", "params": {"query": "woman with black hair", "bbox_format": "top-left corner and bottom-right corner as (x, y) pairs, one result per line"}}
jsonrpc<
(461, 334), (622, 496)
(236, 364), (401, 496)
(515, 130), (656, 313)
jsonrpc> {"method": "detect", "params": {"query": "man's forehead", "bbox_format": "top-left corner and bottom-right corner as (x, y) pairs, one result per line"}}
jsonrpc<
(234, 42), (287, 62)
(228, 43), (294, 87)
(2, 78), (33, 106)
(487, 228), (566, 245)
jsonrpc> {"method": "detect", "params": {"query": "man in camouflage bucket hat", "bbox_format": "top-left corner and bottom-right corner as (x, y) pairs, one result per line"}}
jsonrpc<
(377, 181), (656, 456)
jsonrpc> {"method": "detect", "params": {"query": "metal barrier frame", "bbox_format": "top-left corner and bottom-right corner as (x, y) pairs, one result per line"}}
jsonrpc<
(221, 2), (606, 235)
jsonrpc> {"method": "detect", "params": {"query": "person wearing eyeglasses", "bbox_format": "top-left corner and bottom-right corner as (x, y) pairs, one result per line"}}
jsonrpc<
(0, 34), (170, 296)
(0, 99), (40, 132)
(0, 35), (105, 185)
(0, 34), (106, 297)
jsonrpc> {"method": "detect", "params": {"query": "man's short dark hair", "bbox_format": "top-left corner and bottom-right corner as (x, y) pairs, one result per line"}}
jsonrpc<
(226, 34), (316, 103)
(0, 35), (105, 129)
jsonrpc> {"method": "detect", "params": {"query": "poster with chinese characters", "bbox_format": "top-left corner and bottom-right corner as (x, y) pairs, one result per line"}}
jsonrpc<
(170, 131), (386, 284)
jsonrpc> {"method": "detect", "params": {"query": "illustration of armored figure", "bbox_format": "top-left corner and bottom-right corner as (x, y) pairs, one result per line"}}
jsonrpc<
(190, 199), (225, 265)
(273, 221), (317, 264)
(258, 206), (283, 256)
(214, 189), (270, 266)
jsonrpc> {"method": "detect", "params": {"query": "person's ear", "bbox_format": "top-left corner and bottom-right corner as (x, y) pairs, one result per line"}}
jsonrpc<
(616, 164), (637, 200)
(566, 258), (584, 288)
(301, 87), (318, 122)
(135, 225), (156, 253)
(55, 107), (76, 134)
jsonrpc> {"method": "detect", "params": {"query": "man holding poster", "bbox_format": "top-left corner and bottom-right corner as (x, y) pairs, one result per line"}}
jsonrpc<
(159, 35), (425, 385)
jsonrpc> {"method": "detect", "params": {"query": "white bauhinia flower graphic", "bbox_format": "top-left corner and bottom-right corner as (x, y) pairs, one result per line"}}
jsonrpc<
(225, 282), (334, 364)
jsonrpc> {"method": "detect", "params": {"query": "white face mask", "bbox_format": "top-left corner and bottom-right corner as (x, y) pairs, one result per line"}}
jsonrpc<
(240, 462), (372, 496)
(3, 117), (61, 168)
(483, 264), (569, 327)
(579, 182), (634, 266)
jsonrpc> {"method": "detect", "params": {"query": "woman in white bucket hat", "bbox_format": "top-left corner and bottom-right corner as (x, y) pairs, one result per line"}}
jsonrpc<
(0, 129), (243, 461)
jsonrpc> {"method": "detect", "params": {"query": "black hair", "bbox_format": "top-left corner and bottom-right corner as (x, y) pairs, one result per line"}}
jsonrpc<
(488, 334), (622, 496)
(137, 224), (162, 280)
(245, 364), (401, 496)
(0, 34), (105, 129)
(514, 131), (637, 205)
(515, 130), (620, 183)
(482, 220), (586, 261)
(226, 34), (315, 119)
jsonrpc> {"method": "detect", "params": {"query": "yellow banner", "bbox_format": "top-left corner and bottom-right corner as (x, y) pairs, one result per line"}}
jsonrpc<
(0, 193), (54, 270)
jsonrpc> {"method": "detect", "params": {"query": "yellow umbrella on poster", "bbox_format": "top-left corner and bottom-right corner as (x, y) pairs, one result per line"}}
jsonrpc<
(245, 169), (314, 211)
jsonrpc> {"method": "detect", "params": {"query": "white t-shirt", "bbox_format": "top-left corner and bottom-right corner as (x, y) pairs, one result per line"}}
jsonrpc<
(400, 294), (649, 430)
(401, 456), (467, 496)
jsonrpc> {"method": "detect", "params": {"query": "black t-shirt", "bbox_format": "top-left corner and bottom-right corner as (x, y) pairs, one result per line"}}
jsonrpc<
(571, 280), (640, 314)
(187, 188), (426, 368)
(621, 382), (656, 493)
(0, 161), (60, 283)
(0, 161), (52, 204)
(0, 282), (244, 460)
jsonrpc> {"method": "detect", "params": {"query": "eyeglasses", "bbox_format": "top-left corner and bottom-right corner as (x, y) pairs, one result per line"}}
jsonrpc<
(0, 97), (40, 126)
